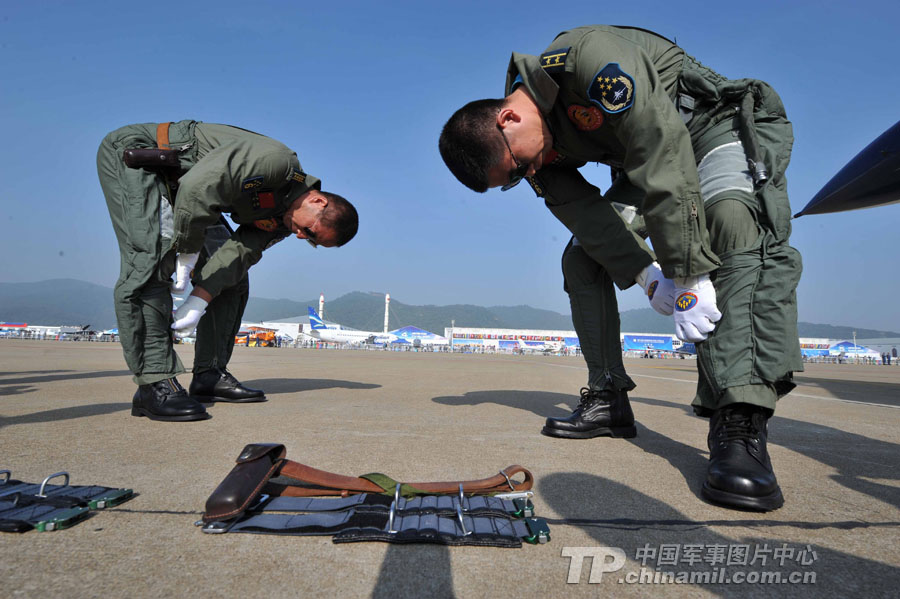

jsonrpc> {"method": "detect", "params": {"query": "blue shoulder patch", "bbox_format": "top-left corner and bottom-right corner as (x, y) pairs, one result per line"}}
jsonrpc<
(540, 47), (570, 74)
(588, 63), (635, 114)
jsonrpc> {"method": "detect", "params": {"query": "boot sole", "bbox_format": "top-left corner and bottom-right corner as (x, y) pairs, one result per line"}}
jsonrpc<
(541, 425), (636, 439)
(701, 481), (784, 511)
(131, 407), (211, 422)
(194, 395), (267, 403)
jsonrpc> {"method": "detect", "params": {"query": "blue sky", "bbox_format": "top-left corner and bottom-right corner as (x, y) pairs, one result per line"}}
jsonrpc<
(1, 0), (898, 331)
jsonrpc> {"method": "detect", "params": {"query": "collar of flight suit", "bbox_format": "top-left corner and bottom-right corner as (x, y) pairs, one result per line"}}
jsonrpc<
(504, 52), (559, 114)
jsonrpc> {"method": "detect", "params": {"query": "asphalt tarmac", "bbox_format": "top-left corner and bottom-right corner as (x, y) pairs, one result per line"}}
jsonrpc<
(1, 340), (898, 598)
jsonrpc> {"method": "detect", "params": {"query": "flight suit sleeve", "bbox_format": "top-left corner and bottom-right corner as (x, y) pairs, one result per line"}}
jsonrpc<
(193, 224), (289, 298)
(568, 29), (720, 278)
(172, 143), (297, 254)
(530, 166), (655, 289)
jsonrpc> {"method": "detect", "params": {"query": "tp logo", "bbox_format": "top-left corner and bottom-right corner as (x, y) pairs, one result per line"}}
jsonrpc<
(562, 547), (626, 583)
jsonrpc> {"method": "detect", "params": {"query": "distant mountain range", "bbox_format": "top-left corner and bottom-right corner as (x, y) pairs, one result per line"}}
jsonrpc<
(1, 279), (898, 340)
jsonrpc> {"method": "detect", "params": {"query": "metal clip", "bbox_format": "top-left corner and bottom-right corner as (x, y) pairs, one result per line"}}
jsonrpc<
(0, 470), (10, 484)
(456, 503), (471, 536)
(512, 497), (535, 518)
(523, 517), (551, 544)
(198, 520), (234, 534)
(458, 483), (466, 512)
(500, 469), (516, 491)
(37, 472), (69, 498)
(387, 483), (401, 534)
(493, 490), (534, 500)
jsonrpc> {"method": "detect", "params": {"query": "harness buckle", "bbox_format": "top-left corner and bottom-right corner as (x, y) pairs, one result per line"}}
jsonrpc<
(512, 497), (535, 518)
(523, 517), (551, 544)
(34, 506), (90, 532)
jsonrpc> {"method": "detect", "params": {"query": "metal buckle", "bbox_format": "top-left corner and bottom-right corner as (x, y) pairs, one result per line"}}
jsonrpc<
(37, 472), (69, 498)
(499, 469), (516, 491)
(35, 506), (90, 532)
(512, 497), (535, 518)
(523, 518), (550, 544)
(88, 488), (134, 510)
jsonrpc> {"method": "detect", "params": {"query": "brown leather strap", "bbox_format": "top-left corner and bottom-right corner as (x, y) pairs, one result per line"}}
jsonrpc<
(273, 460), (533, 497)
(156, 122), (172, 149)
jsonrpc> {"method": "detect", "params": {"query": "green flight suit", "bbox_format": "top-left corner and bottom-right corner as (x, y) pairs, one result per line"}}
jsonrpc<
(97, 120), (320, 385)
(507, 25), (802, 413)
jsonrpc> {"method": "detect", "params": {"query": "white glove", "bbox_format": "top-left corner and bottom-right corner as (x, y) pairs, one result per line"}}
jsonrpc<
(673, 275), (722, 342)
(171, 295), (208, 338)
(170, 252), (200, 294)
(635, 262), (675, 316)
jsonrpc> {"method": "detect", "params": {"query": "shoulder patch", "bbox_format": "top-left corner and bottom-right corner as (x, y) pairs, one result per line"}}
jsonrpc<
(254, 217), (280, 232)
(242, 176), (264, 191)
(567, 105), (604, 131)
(540, 47), (570, 74)
(588, 63), (635, 114)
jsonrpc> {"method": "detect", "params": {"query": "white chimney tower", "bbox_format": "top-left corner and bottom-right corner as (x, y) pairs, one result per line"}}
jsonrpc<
(384, 293), (390, 333)
(319, 294), (325, 319)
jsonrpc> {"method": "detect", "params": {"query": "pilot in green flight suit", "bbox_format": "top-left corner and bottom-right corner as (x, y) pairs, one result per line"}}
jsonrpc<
(439, 25), (802, 511)
(97, 120), (359, 422)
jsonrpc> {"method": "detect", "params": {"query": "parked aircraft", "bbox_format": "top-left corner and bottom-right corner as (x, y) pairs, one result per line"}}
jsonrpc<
(517, 338), (565, 353)
(306, 307), (396, 345)
(795, 119), (900, 217)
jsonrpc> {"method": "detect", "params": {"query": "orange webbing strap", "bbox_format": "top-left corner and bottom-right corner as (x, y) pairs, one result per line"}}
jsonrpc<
(272, 460), (534, 498)
(156, 122), (172, 149)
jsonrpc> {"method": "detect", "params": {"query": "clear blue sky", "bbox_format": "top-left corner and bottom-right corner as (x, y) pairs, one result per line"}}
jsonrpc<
(1, 0), (898, 331)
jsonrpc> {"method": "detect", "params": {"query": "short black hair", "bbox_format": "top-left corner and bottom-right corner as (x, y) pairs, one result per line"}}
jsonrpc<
(319, 191), (358, 247)
(438, 98), (507, 192)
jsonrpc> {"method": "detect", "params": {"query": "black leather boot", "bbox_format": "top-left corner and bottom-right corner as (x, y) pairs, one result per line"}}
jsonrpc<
(702, 403), (784, 511)
(131, 378), (210, 422)
(541, 387), (637, 439)
(189, 368), (267, 403)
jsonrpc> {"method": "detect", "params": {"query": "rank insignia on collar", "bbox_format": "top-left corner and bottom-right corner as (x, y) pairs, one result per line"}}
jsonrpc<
(540, 47), (570, 74)
(290, 169), (307, 184)
(242, 176), (264, 190)
(589, 63), (635, 113)
(254, 218), (280, 232)
(567, 105), (604, 131)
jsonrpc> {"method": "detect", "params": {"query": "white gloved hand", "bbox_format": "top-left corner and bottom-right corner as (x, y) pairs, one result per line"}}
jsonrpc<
(673, 275), (722, 342)
(171, 295), (208, 338)
(635, 262), (675, 316)
(170, 252), (200, 294)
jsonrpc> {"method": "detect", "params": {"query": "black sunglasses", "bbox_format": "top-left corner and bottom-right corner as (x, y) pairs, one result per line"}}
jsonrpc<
(497, 126), (528, 191)
(301, 226), (318, 248)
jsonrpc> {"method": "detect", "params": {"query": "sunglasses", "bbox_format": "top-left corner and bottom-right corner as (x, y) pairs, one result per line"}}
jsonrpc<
(301, 213), (323, 248)
(497, 126), (528, 191)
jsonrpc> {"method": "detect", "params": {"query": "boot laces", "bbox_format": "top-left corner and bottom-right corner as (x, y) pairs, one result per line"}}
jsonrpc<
(719, 409), (759, 443)
(578, 387), (611, 406)
(219, 369), (239, 385)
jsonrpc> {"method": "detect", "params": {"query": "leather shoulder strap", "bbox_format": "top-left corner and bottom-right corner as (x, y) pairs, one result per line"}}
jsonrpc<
(156, 122), (172, 149)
